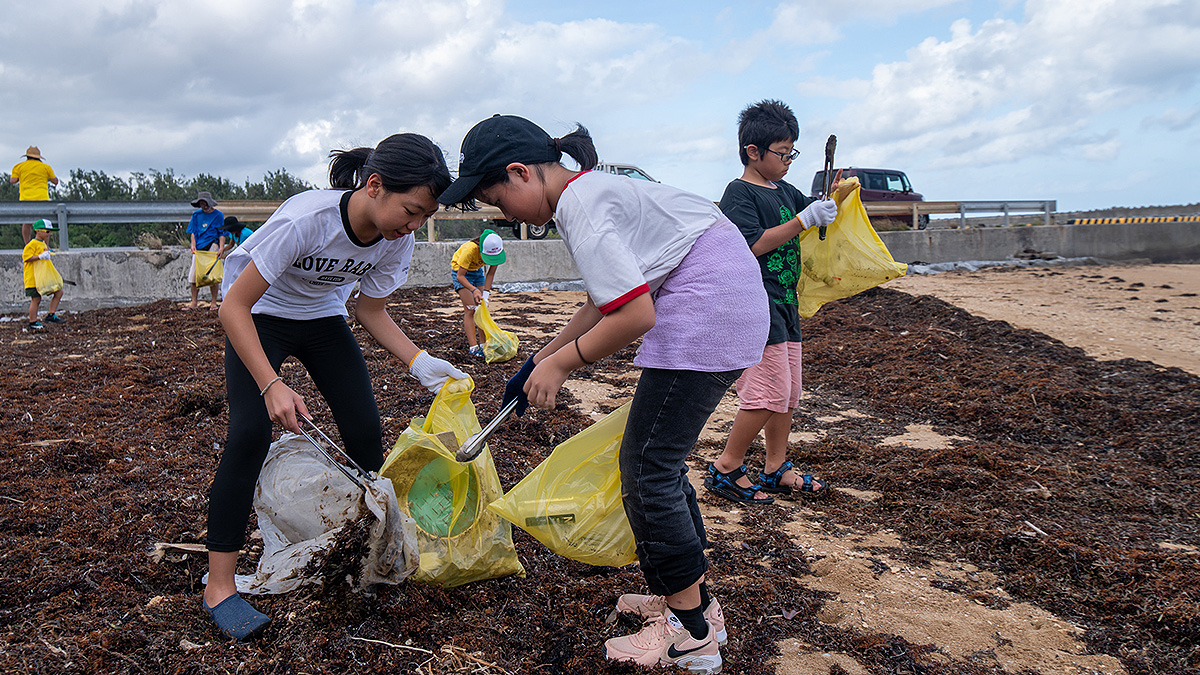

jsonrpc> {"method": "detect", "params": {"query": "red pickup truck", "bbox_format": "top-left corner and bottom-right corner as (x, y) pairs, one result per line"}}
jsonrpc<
(811, 167), (927, 229)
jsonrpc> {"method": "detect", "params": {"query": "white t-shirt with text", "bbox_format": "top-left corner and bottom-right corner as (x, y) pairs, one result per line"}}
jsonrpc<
(221, 189), (412, 320)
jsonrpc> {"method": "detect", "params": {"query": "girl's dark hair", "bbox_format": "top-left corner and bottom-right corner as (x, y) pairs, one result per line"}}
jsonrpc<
(737, 99), (799, 166)
(472, 124), (598, 200)
(328, 133), (452, 196)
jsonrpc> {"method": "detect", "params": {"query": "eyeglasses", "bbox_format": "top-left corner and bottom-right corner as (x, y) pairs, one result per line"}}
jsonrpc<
(758, 146), (800, 162)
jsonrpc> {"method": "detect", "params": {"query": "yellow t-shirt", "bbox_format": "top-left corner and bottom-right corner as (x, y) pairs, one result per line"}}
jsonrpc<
(11, 159), (57, 201)
(450, 241), (485, 272)
(22, 239), (48, 289)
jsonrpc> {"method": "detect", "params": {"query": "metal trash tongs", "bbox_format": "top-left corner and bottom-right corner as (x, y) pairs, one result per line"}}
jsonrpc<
(298, 416), (371, 492)
(455, 397), (519, 463)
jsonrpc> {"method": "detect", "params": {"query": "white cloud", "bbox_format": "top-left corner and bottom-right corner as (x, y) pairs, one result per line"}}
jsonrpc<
(1142, 107), (1200, 132)
(802, 0), (1200, 169)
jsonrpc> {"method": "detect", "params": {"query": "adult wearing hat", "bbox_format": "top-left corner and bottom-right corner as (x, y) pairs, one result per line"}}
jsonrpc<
(186, 191), (228, 310)
(10, 146), (59, 244)
(450, 228), (506, 356)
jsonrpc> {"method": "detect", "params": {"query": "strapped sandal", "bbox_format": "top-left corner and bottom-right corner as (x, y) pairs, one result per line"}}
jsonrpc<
(757, 460), (830, 499)
(705, 462), (774, 505)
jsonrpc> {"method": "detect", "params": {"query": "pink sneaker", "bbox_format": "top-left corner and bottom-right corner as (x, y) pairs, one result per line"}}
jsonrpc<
(616, 594), (727, 645)
(604, 611), (722, 673)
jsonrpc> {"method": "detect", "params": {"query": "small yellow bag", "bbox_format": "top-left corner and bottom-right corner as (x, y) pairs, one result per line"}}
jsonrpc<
(796, 178), (907, 318)
(194, 250), (223, 288)
(32, 259), (63, 296)
(474, 299), (519, 363)
(489, 402), (637, 568)
(380, 378), (525, 587)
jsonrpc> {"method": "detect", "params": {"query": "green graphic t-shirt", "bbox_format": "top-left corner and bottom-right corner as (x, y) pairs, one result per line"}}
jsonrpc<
(719, 178), (813, 345)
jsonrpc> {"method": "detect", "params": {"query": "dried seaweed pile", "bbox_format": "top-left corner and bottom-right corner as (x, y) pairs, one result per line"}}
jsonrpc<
(801, 288), (1200, 674)
(0, 286), (1196, 674)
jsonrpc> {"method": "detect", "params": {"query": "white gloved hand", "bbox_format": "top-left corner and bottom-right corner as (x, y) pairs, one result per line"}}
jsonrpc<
(481, 290), (490, 302)
(36, 252), (53, 260)
(409, 350), (469, 394)
(798, 199), (838, 230)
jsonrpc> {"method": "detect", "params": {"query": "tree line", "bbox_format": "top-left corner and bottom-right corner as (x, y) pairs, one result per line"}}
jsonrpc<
(1, 167), (314, 249)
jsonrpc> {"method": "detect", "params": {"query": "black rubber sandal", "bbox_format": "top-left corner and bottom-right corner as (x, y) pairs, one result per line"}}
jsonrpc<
(705, 463), (774, 504)
(758, 461), (830, 499)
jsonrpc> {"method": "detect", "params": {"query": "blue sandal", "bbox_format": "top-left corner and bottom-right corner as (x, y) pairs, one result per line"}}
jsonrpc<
(757, 461), (830, 499)
(704, 463), (774, 504)
(202, 594), (271, 641)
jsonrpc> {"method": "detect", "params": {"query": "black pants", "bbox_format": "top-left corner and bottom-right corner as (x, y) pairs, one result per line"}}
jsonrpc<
(206, 314), (384, 552)
(619, 367), (742, 596)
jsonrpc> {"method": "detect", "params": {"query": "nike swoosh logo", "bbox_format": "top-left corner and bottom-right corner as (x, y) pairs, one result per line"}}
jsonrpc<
(666, 642), (709, 659)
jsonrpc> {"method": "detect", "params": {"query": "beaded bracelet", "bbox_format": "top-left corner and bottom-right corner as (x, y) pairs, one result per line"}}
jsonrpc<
(260, 376), (283, 396)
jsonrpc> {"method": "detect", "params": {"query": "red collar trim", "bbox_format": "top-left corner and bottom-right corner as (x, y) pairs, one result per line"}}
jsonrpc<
(564, 170), (591, 189)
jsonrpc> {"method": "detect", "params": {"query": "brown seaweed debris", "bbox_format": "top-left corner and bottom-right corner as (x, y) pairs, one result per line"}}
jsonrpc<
(0, 285), (1197, 674)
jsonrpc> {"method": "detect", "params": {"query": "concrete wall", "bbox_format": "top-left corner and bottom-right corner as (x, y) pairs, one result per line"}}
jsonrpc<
(3, 222), (1197, 312)
(880, 220), (1200, 265)
(1, 240), (582, 311)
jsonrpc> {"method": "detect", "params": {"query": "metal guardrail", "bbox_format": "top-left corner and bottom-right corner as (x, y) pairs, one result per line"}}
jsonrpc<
(0, 200), (282, 250)
(2, 198), (1058, 249)
(428, 205), (511, 241)
(864, 200), (1057, 229)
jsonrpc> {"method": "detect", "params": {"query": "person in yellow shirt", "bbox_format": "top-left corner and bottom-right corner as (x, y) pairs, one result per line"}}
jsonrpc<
(10, 146), (60, 244)
(450, 229), (506, 357)
(22, 219), (65, 330)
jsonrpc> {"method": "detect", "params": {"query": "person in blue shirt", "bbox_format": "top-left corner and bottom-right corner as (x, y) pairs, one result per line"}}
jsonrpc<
(221, 216), (255, 247)
(186, 191), (228, 310)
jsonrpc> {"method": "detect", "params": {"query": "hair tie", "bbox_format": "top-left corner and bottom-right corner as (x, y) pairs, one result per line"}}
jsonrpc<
(554, 138), (562, 153)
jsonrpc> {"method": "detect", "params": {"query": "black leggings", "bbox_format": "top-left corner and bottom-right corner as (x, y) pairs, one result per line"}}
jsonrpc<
(206, 314), (384, 552)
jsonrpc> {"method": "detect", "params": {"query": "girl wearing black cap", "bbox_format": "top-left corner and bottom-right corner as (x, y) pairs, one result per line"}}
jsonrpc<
(440, 115), (769, 673)
(203, 133), (468, 641)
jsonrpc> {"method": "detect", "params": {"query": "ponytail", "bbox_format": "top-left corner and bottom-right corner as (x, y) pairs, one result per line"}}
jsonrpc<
(328, 133), (452, 197)
(328, 147), (372, 189)
(555, 124), (598, 171)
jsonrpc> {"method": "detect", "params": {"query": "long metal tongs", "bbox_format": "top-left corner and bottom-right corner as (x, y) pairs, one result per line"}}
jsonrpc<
(455, 397), (519, 463)
(820, 134), (837, 241)
(298, 416), (371, 492)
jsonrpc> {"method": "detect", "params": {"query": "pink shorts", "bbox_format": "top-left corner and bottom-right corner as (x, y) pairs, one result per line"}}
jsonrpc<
(735, 341), (802, 413)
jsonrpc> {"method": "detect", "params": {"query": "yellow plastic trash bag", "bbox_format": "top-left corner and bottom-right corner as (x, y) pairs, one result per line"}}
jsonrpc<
(380, 377), (524, 587)
(489, 402), (637, 568)
(796, 177), (907, 318)
(32, 259), (63, 296)
(194, 250), (224, 288)
(474, 299), (519, 363)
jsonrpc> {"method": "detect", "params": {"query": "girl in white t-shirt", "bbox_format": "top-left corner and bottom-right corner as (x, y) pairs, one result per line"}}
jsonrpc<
(202, 133), (467, 641)
(439, 115), (769, 672)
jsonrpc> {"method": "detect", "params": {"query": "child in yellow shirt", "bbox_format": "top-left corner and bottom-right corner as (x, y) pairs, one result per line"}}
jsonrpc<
(451, 229), (506, 356)
(22, 219), (65, 330)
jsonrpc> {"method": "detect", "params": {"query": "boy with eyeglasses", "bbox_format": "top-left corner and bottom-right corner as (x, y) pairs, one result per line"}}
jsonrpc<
(704, 99), (836, 505)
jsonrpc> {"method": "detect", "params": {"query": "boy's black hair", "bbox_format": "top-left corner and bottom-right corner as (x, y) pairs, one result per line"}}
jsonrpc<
(328, 133), (452, 197)
(737, 99), (799, 166)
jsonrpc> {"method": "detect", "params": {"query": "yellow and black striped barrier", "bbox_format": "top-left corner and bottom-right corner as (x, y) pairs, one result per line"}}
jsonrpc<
(1068, 216), (1200, 224)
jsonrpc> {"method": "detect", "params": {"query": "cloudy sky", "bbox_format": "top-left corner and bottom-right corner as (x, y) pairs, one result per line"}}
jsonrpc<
(3, 0), (1197, 212)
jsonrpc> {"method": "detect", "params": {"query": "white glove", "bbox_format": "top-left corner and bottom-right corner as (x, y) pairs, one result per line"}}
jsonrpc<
(798, 199), (838, 230)
(481, 290), (490, 302)
(36, 252), (53, 260)
(409, 350), (469, 394)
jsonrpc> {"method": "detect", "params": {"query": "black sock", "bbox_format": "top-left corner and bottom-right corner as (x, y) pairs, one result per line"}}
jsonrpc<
(699, 583), (712, 612)
(672, 604), (708, 640)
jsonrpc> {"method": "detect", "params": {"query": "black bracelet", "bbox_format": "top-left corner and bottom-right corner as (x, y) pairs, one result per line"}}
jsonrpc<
(575, 338), (594, 365)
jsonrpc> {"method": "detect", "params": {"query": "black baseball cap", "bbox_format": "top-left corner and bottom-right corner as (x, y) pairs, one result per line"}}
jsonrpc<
(438, 114), (562, 206)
